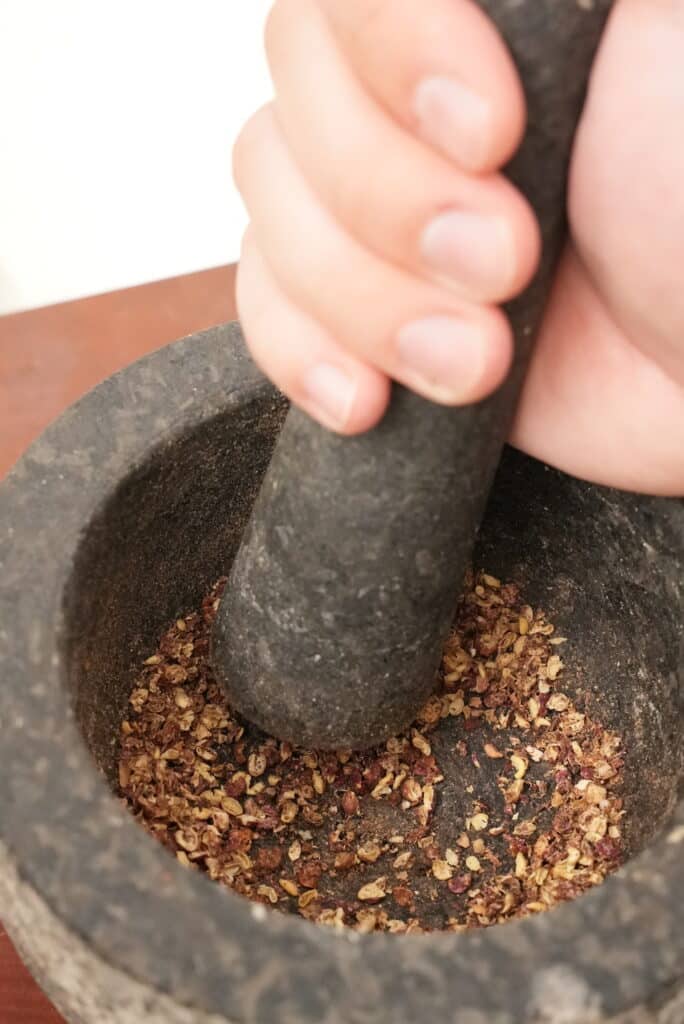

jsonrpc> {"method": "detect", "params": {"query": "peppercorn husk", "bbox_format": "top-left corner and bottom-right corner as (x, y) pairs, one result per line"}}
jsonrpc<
(119, 571), (624, 933)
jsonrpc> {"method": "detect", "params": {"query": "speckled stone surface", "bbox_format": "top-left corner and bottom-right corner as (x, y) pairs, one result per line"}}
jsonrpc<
(0, 323), (682, 1024)
(214, 0), (616, 750)
(0, 840), (226, 1024)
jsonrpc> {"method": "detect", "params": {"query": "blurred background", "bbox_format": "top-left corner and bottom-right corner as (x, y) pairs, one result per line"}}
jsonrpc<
(0, 0), (272, 315)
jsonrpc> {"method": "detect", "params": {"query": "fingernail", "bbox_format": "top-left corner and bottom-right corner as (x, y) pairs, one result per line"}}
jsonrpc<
(413, 76), (490, 170)
(396, 316), (485, 402)
(302, 364), (357, 430)
(421, 209), (513, 295)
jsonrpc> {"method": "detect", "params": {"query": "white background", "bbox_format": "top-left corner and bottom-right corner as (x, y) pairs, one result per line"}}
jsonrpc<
(0, 1), (273, 314)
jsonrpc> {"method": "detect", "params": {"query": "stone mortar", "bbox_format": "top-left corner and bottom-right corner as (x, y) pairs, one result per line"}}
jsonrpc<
(0, 324), (682, 1024)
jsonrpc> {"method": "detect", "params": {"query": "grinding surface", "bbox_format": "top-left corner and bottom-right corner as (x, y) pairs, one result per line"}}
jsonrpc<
(214, 0), (616, 750)
(0, 324), (682, 1023)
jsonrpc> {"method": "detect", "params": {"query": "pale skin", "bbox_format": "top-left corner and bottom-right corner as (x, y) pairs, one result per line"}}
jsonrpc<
(233, 0), (684, 496)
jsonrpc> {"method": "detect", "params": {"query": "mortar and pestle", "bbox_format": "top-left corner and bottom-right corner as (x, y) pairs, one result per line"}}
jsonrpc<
(0, 2), (682, 1023)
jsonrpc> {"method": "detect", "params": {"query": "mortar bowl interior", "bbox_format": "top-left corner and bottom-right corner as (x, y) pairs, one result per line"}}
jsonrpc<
(65, 359), (682, 865)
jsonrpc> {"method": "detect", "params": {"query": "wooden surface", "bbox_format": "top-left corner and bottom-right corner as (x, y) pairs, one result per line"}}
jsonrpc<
(0, 264), (237, 477)
(0, 264), (238, 1022)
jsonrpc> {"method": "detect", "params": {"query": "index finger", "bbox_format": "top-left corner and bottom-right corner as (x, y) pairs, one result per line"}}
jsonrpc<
(317, 0), (526, 173)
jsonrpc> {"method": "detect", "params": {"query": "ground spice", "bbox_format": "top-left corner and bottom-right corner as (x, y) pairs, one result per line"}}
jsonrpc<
(118, 570), (624, 934)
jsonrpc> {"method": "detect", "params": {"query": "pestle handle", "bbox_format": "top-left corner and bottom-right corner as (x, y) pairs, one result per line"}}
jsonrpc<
(214, 0), (614, 750)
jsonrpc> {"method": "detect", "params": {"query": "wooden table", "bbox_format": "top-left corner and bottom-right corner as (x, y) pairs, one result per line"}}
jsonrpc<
(0, 265), (237, 1022)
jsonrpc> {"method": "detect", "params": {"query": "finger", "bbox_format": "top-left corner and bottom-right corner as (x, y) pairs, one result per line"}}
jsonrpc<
(233, 106), (514, 407)
(315, 0), (526, 174)
(512, 246), (684, 496)
(265, 0), (540, 305)
(237, 231), (391, 435)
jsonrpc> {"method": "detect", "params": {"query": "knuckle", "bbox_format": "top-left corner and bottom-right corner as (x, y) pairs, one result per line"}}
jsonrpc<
(330, 0), (390, 37)
(235, 240), (266, 328)
(231, 105), (272, 190)
(237, 307), (274, 377)
(362, 0), (397, 36)
(464, 299), (509, 344)
(242, 331), (276, 384)
(263, 1), (281, 63)
(483, 304), (513, 347)
(264, 0), (300, 64)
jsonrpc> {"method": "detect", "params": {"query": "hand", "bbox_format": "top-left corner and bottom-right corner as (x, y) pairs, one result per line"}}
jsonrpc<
(233, 0), (684, 495)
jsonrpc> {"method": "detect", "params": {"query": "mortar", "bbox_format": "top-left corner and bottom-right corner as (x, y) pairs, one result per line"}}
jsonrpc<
(0, 323), (682, 1024)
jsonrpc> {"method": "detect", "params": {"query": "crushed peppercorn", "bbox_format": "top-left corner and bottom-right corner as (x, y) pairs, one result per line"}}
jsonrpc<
(118, 570), (624, 934)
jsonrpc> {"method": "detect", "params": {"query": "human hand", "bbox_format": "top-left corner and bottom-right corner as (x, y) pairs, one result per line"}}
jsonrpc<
(233, 0), (684, 495)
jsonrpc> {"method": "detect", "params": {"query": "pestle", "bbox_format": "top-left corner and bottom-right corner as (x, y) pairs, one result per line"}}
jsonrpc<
(213, 0), (614, 750)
